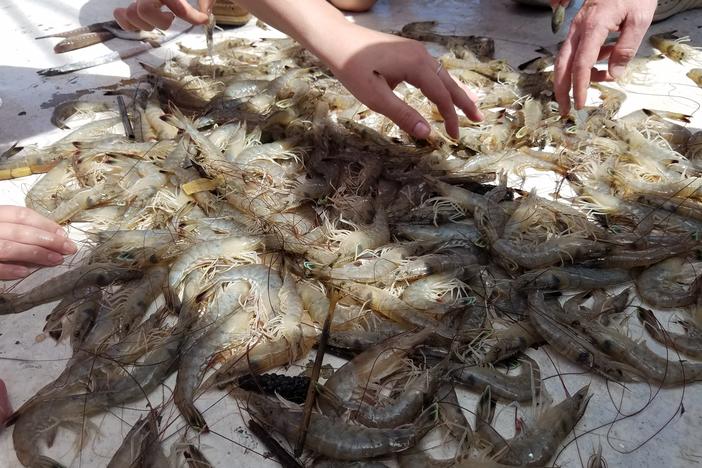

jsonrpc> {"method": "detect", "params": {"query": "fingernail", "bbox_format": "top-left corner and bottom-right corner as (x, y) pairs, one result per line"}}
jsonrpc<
(63, 240), (77, 253)
(56, 228), (68, 238)
(412, 121), (431, 139)
(48, 252), (63, 263)
(610, 65), (625, 79)
(475, 110), (485, 122)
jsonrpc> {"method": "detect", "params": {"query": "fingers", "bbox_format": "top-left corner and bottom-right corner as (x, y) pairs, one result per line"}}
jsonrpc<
(608, 15), (649, 79)
(123, 2), (156, 30)
(163, 0), (209, 24)
(0, 264), (33, 281)
(114, 0), (209, 31)
(439, 70), (484, 124)
(571, 23), (610, 110)
(364, 75), (431, 139)
(137, 0), (175, 30)
(550, 0), (570, 8)
(113, 7), (139, 31)
(554, 28), (579, 115)
(0, 206), (65, 237)
(0, 240), (67, 267)
(408, 67), (460, 138)
(0, 223), (77, 256)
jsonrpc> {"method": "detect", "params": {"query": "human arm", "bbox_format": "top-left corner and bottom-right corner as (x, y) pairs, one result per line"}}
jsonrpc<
(551, 0), (656, 114)
(113, 0), (483, 138)
(0, 206), (77, 280)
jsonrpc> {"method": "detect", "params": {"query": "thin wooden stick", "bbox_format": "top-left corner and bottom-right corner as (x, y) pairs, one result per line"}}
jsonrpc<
(294, 287), (339, 457)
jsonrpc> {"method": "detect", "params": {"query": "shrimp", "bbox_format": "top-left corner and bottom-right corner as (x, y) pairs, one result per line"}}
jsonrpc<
(175, 280), (251, 430)
(394, 222), (481, 246)
(636, 257), (702, 308)
(320, 254), (400, 284)
(182, 444), (214, 468)
(107, 410), (163, 468)
(338, 282), (454, 338)
(327, 204), (390, 259)
(241, 390), (435, 460)
(480, 385), (591, 466)
(0, 263), (142, 315)
(12, 336), (180, 466)
(689, 68), (702, 87)
(51, 99), (113, 129)
(400, 271), (473, 311)
(449, 355), (541, 402)
(599, 236), (700, 269)
(638, 307), (702, 360)
(319, 329), (433, 415)
(25, 160), (76, 217)
(514, 267), (632, 291)
(145, 94), (179, 140)
(49, 182), (123, 224)
(650, 31), (701, 64)
(482, 321), (541, 364)
(493, 237), (609, 270)
(528, 291), (643, 382)
(582, 319), (702, 386)
(587, 443), (607, 468)
(168, 235), (263, 292)
(393, 248), (480, 282)
(335, 361), (447, 429)
(211, 314), (318, 388)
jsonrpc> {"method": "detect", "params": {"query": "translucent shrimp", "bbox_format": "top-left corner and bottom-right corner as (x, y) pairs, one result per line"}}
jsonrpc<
(241, 390), (435, 460)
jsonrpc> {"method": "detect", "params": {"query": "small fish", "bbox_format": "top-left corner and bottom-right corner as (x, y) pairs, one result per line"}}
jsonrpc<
(552, 4), (566, 34)
(101, 23), (164, 48)
(35, 21), (118, 39)
(53, 31), (115, 54)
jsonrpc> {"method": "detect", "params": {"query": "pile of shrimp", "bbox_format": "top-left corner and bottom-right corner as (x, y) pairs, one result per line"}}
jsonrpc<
(2, 21), (702, 468)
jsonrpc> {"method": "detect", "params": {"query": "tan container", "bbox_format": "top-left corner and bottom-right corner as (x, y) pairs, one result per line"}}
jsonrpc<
(212, 0), (252, 26)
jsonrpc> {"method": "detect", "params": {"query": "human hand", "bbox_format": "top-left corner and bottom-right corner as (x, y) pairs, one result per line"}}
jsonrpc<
(314, 23), (483, 139)
(552, 0), (656, 114)
(0, 206), (77, 280)
(114, 0), (213, 31)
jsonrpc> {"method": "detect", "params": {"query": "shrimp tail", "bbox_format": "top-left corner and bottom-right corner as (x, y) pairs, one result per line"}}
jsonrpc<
(164, 287), (183, 316)
(34, 456), (65, 468)
(178, 400), (210, 433)
(476, 386), (495, 425)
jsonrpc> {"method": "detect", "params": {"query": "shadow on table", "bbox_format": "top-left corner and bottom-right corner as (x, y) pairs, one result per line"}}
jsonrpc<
(0, 65), (146, 147)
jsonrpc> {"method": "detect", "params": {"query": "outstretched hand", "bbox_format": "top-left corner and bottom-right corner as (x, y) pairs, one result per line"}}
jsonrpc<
(311, 24), (484, 139)
(114, 0), (213, 31)
(551, 0), (656, 114)
(0, 206), (77, 280)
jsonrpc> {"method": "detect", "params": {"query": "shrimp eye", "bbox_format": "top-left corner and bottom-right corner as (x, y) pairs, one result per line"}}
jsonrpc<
(577, 351), (592, 364)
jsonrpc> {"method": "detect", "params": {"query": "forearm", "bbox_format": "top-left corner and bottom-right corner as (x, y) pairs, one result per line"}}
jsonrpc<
(234, 0), (355, 61)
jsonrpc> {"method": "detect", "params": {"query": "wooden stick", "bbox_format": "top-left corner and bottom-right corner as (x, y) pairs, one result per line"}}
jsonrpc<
(294, 287), (339, 457)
